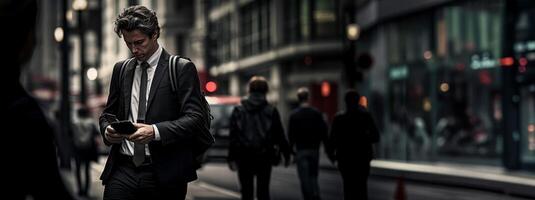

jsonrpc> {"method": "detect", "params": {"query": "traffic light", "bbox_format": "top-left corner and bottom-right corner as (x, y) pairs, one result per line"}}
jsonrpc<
(357, 52), (373, 70)
(205, 81), (217, 93)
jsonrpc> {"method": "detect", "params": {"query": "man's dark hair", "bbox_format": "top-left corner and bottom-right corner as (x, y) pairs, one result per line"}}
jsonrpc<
(344, 90), (361, 110)
(297, 87), (309, 103)
(248, 76), (269, 94)
(114, 5), (160, 38)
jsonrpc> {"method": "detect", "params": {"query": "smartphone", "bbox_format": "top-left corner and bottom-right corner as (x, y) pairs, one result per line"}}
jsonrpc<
(110, 120), (137, 135)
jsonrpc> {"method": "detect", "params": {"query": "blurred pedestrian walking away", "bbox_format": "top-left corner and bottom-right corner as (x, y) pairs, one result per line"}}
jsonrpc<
(4, 0), (74, 199)
(72, 107), (99, 197)
(50, 108), (75, 170)
(328, 90), (380, 200)
(99, 5), (209, 200)
(288, 87), (329, 200)
(228, 76), (291, 200)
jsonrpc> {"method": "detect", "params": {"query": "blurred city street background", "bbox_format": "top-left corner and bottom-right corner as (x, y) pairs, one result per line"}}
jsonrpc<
(22, 0), (535, 199)
(58, 155), (535, 199)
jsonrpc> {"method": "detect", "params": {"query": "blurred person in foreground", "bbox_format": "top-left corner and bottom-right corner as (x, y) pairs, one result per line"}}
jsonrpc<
(328, 90), (380, 200)
(288, 87), (329, 200)
(99, 5), (207, 199)
(4, 0), (74, 199)
(228, 76), (291, 200)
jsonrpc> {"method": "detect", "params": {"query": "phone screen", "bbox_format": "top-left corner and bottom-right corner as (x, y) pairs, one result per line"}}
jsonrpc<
(111, 120), (137, 135)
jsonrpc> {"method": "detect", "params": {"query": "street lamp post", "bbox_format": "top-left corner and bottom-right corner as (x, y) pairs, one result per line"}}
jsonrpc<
(73, 0), (88, 107)
(59, 0), (71, 146)
(502, 0), (521, 170)
(343, 0), (358, 89)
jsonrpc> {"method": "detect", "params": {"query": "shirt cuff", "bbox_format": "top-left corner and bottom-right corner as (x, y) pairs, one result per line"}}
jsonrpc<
(153, 124), (161, 141)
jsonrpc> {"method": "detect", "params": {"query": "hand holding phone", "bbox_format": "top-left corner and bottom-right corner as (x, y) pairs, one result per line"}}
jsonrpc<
(110, 120), (137, 135)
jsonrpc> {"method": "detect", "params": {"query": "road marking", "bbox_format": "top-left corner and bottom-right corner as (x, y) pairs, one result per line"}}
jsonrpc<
(195, 181), (241, 198)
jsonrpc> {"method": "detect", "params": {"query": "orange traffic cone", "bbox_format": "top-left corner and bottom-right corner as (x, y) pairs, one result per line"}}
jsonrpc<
(394, 176), (407, 200)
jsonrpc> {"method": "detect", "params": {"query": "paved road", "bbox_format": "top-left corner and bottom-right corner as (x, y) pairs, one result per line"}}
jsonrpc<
(197, 162), (533, 200)
(59, 157), (533, 200)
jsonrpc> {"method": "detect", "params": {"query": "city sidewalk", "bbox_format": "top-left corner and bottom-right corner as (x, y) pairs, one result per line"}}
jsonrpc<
(59, 157), (106, 200)
(60, 156), (240, 200)
(318, 151), (535, 199)
(369, 160), (535, 198)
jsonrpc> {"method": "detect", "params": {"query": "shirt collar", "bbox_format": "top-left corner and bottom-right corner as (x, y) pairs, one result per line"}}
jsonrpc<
(138, 44), (162, 68)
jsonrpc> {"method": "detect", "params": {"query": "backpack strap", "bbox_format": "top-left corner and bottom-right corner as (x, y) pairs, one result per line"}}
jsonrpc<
(168, 55), (191, 92)
(169, 55), (178, 92)
(119, 58), (135, 81)
(168, 55), (213, 121)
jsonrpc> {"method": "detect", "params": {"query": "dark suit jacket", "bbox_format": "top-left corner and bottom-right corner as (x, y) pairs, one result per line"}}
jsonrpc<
(99, 50), (205, 185)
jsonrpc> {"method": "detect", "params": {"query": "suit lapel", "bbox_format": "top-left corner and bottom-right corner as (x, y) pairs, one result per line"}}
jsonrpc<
(146, 50), (170, 113)
(122, 59), (136, 120)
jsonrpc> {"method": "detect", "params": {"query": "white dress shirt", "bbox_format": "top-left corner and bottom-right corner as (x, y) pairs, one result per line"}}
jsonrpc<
(120, 44), (163, 156)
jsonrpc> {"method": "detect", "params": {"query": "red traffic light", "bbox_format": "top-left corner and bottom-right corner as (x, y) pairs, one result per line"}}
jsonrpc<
(205, 81), (217, 93)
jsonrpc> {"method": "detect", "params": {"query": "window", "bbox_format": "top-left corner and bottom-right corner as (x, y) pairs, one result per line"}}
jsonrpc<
(383, 0), (504, 162)
(209, 15), (232, 65)
(283, 0), (339, 43)
(240, 0), (271, 57)
(314, 0), (338, 38)
(283, 0), (309, 43)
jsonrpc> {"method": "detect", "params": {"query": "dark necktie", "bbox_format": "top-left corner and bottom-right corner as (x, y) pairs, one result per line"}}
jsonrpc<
(133, 61), (149, 166)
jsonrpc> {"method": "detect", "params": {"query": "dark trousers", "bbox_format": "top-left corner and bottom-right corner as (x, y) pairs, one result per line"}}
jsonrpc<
(103, 155), (187, 200)
(338, 159), (371, 200)
(296, 149), (321, 200)
(237, 159), (272, 200)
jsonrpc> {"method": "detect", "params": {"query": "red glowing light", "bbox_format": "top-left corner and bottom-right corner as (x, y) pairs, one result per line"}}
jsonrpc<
(321, 81), (330, 97)
(500, 57), (514, 67)
(205, 81), (217, 93)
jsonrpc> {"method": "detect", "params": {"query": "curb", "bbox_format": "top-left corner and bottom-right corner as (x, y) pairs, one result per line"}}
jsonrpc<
(369, 160), (535, 198)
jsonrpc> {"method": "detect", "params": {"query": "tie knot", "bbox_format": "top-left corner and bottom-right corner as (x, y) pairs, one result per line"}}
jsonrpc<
(141, 61), (150, 70)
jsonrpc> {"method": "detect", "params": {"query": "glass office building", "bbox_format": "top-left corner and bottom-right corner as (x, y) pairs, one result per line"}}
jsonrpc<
(359, 0), (535, 169)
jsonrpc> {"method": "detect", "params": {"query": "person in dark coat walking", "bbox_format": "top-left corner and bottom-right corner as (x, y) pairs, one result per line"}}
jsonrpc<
(228, 76), (291, 200)
(5, 0), (74, 199)
(329, 90), (380, 200)
(72, 107), (99, 197)
(288, 87), (329, 200)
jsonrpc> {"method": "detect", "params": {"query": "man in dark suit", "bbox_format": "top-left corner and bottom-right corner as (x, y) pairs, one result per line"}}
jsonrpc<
(99, 5), (206, 199)
(5, 0), (74, 199)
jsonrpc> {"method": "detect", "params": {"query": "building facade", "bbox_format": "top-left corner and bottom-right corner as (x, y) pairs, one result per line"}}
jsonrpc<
(206, 0), (345, 122)
(358, 0), (535, 170)
(193, 0), (535, 171)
